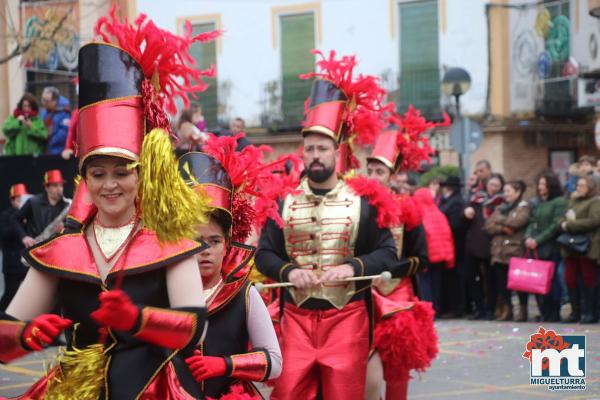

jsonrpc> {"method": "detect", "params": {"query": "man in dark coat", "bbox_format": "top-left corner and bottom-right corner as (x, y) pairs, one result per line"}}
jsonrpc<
(439, 175), (466, 317)
(12, 170), (70, 248)
(0, 184), (29, 310)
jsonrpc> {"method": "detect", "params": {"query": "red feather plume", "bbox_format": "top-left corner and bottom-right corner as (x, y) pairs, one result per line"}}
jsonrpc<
(345, 176), (423, 229)
(94, 6), (220, 127)
(374, 301), (438, 382)
(387, 106), (450, 172)
(203, 134), (300, 242)
(345, 176), (402, 229)
(397, 195), (422, 231)
(300, 50), (389, 147)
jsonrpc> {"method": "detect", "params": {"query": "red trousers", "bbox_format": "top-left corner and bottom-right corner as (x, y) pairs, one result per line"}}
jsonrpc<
(565, 256), (598, 289)
(271, 301), (370, 400)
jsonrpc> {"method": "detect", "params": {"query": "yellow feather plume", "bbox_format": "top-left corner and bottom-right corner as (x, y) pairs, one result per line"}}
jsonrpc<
(139, 128), (212, 242)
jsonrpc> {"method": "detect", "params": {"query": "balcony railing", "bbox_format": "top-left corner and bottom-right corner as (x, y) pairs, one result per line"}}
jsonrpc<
(535, 76), (577, 118)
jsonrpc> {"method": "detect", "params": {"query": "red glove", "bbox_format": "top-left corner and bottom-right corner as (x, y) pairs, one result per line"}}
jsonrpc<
(90, 290), (139, 332)
(22, 314), (73, 351)
(185, 350), (227, 381)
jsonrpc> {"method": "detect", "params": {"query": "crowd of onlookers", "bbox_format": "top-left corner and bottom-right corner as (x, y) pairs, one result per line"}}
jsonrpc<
(2, 88), (72, 156)
(174, 103), (250, 155)
(2, 91), (247, 158)
(403, 156), (600, 324)
(3, 90), (600, 325)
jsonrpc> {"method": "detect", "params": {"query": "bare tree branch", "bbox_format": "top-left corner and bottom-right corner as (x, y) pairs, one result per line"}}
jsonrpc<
(0, 6), (72, 66)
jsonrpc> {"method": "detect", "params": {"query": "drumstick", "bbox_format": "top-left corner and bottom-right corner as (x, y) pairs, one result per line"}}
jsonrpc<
(255, 271), (392, 290)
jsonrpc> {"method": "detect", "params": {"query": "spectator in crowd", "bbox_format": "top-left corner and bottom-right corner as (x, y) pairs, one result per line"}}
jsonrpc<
(40, 86), (71, 155)
(175, 104), (208, 154)
(565, 155), (597, 195)
(413, 188), (455, 313)
(463, 173), (505, 320)
(0, 184), (30, 310)
(11, 169), (70, 248)
(595, 159), (600, 179)
(229, 117), (245, 135)
(560, 175), (600, 324)
(194, 103), (207, 132)
(2, 93), (48, 156)
(392, 171), (417, 195)
(469, 160), (493, 197)
(438, 175), (466, 318)
(61, 77), (80, 160)
(485, 180), (531, 321)
(221, 117), (251, 150)
(524, 172), (566, 322)
(427, 176), (442, 204)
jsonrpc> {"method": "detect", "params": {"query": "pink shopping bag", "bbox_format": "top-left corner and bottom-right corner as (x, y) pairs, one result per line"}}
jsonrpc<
(507, 251), (555, 295)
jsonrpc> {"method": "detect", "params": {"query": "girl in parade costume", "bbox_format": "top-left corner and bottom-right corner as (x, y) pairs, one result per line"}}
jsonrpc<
(0, 9), (218, 399)
(365, 107), (443, 400)
(180, 134), (299, 398)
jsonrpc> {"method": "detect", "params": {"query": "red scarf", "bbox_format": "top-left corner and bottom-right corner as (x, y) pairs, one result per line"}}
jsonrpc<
(13, 108), (39, 118)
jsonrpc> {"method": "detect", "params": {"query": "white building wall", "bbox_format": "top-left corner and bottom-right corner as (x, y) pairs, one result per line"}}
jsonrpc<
(573, 0), (600, 72)
(137, 0), (490, 125)
(439, 0), (489, 115)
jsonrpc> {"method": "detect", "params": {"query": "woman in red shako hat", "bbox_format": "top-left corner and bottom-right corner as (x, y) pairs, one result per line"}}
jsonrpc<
(0, 8), (218, 399)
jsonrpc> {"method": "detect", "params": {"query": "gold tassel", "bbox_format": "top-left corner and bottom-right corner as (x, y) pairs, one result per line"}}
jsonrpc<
(45, 344), (106, 400)
(138, 128), (212, 243)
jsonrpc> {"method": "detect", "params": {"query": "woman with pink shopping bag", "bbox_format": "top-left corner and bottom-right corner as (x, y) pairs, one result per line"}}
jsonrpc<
(524, 173), (566, 322)
(485, 181), (531, 321)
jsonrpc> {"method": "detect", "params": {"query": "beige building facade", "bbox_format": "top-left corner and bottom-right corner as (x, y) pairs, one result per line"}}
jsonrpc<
(0, 0), (136, 152)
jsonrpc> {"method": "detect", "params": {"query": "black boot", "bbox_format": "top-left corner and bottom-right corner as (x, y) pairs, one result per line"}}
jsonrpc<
(580, 287), (598, 324)
(540, 296), (549, 322)
(563, 289), (580, 323)
(550, 298), (562, 322)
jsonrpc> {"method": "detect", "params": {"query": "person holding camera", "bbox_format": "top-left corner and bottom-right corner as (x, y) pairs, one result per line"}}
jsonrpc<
(2, 93), (48, 156)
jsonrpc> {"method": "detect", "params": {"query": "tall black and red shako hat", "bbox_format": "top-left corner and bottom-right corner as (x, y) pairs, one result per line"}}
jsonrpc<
(72, 6), (219, 242)
(366, 106), (449, 174)
(179, 134), (302, 244)
(299, 50), (390, 173)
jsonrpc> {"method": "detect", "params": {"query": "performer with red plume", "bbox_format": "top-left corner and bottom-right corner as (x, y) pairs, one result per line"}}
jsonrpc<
(0, 8), (217, 399)
(364, 107), (444, 400)
(299, 49), (390, 174)
(255, 50), (400, 399)
(179, 134), (300, 398)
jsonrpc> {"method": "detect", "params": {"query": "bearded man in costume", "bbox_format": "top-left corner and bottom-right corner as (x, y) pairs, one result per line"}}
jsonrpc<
(255, 51), (403, 400)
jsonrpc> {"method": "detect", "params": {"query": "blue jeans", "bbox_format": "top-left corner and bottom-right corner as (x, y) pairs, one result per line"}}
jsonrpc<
(557, 259), (568, 304)
(546, 255), (563, 302)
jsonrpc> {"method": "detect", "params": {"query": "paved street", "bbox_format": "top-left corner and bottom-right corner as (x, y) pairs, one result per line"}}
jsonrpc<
(409, 319), (600, 399)
(1, 315), (598, 399)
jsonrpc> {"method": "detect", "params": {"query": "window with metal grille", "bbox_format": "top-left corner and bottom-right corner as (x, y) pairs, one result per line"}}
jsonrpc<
(280, 13), (315, 128)
(398, 0), (440, 119)
(189, 22), (218, 129)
